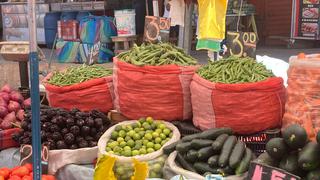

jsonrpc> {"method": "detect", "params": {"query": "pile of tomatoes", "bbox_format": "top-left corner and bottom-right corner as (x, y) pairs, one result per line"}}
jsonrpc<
(0, 164), (55, 180)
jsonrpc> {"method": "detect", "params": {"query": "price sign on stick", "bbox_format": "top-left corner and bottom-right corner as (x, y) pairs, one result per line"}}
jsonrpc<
(144, 16), (171, 43)
(20, 144), (49, 174)
(247, 162), (301, 180)
(225, 31), (257, 59)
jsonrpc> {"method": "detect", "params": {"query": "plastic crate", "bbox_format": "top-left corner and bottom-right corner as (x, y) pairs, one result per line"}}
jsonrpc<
(237, 129), (281, 156)
(171, 121), (201, 137)
(57, 20), (79, 41)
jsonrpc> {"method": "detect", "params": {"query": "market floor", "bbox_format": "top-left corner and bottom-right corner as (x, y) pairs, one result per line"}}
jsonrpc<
(1, 46), (320, 88)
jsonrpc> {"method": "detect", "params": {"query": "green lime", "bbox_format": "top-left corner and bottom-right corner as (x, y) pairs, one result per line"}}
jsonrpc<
(132, 150), (140, 156)
(109, 139), (114, 143)
(149, 171), (158, 178)
(125, 135), (132, 141)
(144, 133), (153, 140)
(147, 148), (155, 153)
(114, 146), (122, 153)
(146, 117), (153, 123)
(111, 131), (119, 140)
(158, 123), (166, 130)
(106, 147), (112, 152)
(143, 139), (149, 146)
(108, 150), (114, 154)
(160, 133), (166, 140)
(133, 133), (141, 140)
(123, 150), (132, 157)
(115, 125), (122, 131)
(146, 130), (153, 134)
(155, 129), (162, 134)
(163, 128), (171, 136)
(139, 148), (147, 154)
(132, 122), (139, 129)
(151, 123), (157, 130)
(169, 132), (173, 138)
(147, 142), (154, 148)
(152, 132), (159, 138)
(154, 144), (161, 150)
(135, 140), (143, 145)
(121, 125), (127, 130)
(126, 125), (133, 131)
(161, 141), (166, 146)
(134, 143), (142, 150)
(127, 139), (135, 147)
(128, 130), (135, 137)
(166, 137), (171, 141)
(154, 137), (162, 144)
(138, 131), (145, 137)
(116, 166), (125, 175)
(134, 127), (140, 132)
(119, 130), (126, 138)
(153, 163), (162, 173)
(117, 137), (124, 142)
(119, 141), (127, 148)
(123, 146), (131, 151)
(108, 141), (119, 149)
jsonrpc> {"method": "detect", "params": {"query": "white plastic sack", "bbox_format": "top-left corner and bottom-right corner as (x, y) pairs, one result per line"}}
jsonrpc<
(256, 55), (289, 87)
(49, 147), (98, 175)
(166, 151), (247, 180)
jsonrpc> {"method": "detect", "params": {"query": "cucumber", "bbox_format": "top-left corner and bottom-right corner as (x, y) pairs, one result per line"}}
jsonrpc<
(236, 148), (253, 175)
(279, 153), (299, 174)
(266, 138), (288, 160)
(218, 136), (237, 167)
(298, 142), (320, 171)
(163, 141), (180, 155)
(208, 155), (219, 168)
(283, 124), (308, 150)
(176, 152), (197, 172)
(212, 134), (229, 151)
(229, 141), (246, 169)
(198, 146), (216, 161)
(191, 139), (214, 149)
(306, 168), (320, 180)
(194, 162), (218, 174)
(181, 132), (203, 142)
(254, 152), (278, 167)
(185, 149), (198, 163)
(199, 128), (233, 140)
(176, 141), (192, 153)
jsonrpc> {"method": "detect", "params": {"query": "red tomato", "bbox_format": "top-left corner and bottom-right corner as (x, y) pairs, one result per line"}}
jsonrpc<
(23, 164), (32, 173)
(42, 175), (56, 180)
(8, 175), (22, 180)
(21, 175), (32, 180)
(0, 167), (10, 178)
(11, 167), (29, 177)
(0, 175), (5, 180)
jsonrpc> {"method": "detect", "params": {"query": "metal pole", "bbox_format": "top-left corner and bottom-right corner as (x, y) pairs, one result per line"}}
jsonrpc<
(28, 0), (42, 179)
(183, 4), (193, 54)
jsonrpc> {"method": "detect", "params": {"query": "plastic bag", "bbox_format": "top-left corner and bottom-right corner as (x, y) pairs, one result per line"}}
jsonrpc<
(79, 16), (102, 44)
(190, 74), (286, 134)
(99, 16), (117, 43)
(0, 128), (21, 150)
(283, 54), (320, 140)
(55, 40), (80, 63)
(44, 75), (114, 113)
(113, 58), (198, 121)
(97, 120), (181, 179)
(197, 0), (228, 40)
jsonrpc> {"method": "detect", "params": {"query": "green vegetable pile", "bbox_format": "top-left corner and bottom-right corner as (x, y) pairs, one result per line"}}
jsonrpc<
(163, 127), (254, 177)
(106, 117), (173, 157)
(197, 56), (274, 84)
(117, 43), (197, 66)
(255, 124), (320, 179)
(48, 65), (112, 86)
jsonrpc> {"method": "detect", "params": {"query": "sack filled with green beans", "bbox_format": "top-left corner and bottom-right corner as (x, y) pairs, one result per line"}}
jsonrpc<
(47, 64), (112, 87)
(197, 56), (274, 84)
(116, 43), (197, 66)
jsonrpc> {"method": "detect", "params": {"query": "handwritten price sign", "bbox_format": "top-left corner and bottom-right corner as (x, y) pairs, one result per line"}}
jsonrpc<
(144, 16), (171, 43)
(225, 31), (257, 58)
(20, 144), (49, 174)
(247, 162), (301, 180)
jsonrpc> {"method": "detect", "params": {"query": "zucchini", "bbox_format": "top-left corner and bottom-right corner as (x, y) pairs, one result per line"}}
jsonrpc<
(212, 134), (229, 151)
(229, 141), (246, 169)
(208, 155), (219, 168)
(266, 138), (288, 160)
(176, 152), (197, 172)
(279, 153), (299, 174)
(163, 141), (180, 155)
(191, 139), (214, 149)
(194, 162), (218, 174)
(198, 146), (216, 161)
(235, 148), (253, 175)
(298, 142), (320, 171)
(176, 141), (192, 154)
(218, 136), (237, 167)
(185, 149), (198, 163)
(181, 132), (202, 142)
(283, 124), (308, 150)
(199, 128), (233, 140)
(306, 168), (320, 180)
(254, 152), (278, 167)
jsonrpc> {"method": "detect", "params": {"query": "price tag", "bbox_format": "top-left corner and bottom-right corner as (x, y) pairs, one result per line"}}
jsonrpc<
(247, 162), (301, 180)
(225, 31), (257, 58)
(143, 16), (171, 43)
(20, 144), (49, 174)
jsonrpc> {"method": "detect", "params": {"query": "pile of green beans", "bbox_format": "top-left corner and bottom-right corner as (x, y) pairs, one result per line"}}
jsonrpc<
(48, 65), (112, 86)
(117, 43), (197, 66)
(197, 56), (274, 84)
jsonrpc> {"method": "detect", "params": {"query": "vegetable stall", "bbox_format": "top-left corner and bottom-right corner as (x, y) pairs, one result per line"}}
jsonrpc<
(0, 40), (317, 180)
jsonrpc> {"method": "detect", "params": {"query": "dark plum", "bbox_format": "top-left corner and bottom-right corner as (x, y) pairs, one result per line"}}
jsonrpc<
(94, 118), (103, 128)
(76, 119), (85, 127)
(76, 137), (85, 143)
(65, 133), (75, 145)
(88, 141), (97, 147)
(56, 141), (68, 149)
(81, 126), (90, 135)
(69, 144), (78, 149)
(61, 128), (69, 135)
(52, 132), (63, 141)
(85, 117), (95, 127)
(50, 124), (60, 133)
(70, 125), (80, 135)
(66, 118), (75, 127)
(78, 140), (89, 148)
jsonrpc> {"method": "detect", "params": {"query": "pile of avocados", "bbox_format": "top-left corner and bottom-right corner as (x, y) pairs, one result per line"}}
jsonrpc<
(255, 124), (320, 179)
(163, 127), (255, 177)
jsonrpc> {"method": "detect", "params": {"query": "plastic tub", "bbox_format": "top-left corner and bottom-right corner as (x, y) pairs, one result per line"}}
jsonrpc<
(114, 9), (136, 36)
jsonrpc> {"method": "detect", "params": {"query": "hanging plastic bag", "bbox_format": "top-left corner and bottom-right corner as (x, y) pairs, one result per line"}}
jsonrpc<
(55, 40), (80, 63)
(79, 16), (102, 44)
(100, 16), (117, 43)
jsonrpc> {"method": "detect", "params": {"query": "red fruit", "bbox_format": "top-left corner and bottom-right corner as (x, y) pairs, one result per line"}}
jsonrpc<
(11, 166), (29, 177)
(42, 175), (56, 180)
(0, 175), (4, 180)
(8, 175), (22, 180)
(0, 167), (11, 178)
(21, 175), (32, 180)
(23, 164), (32, 172)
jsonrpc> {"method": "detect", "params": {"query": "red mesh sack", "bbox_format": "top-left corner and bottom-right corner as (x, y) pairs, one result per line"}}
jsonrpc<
(44, 76), (114, 113)
(0, 128), (21, 150)
(113, 58), (198, 121)
(191, 74), (286, 134)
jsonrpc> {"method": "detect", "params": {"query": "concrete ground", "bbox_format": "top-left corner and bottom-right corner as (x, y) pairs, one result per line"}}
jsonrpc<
(1, 46), (319, 88)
